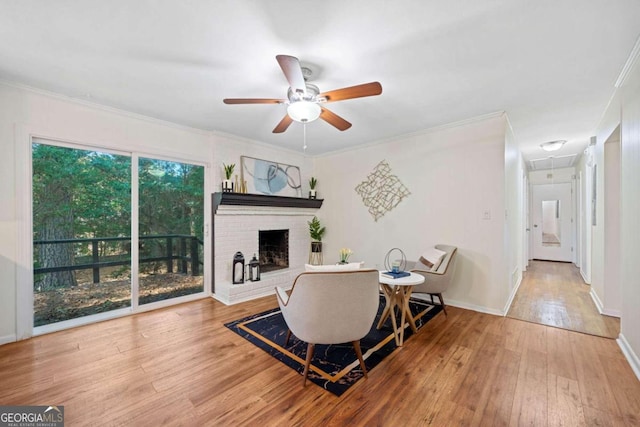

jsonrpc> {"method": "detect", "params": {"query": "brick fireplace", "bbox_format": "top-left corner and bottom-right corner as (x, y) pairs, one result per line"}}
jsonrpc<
(212, 193), (322, 304)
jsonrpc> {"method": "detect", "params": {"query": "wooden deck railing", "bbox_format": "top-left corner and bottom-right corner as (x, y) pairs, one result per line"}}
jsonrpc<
(33, 234), (203, 283)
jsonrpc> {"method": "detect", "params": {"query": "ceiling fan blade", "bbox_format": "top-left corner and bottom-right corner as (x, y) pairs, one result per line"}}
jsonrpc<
(320, 82), (382, 103)
(320, 107), (352, 131)
(276, 55), (307, 95)
(223, 98), (284, 104)
(273, 115), (294, 133)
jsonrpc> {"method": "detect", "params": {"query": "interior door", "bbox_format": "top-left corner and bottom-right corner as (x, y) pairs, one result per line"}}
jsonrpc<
(532, 183), (573, 262)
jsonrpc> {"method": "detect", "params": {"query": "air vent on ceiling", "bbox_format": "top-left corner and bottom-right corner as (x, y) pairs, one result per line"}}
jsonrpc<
(529, 154), (577, 171)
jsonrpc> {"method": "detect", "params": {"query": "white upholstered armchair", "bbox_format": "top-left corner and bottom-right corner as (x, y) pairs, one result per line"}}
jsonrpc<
(408, 244), (458, 316)
(275, 269), (380, 385)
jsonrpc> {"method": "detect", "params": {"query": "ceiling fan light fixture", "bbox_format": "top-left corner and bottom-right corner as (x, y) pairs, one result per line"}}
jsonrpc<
(540, 140), (566, 152)
(287, 101), (321, 123)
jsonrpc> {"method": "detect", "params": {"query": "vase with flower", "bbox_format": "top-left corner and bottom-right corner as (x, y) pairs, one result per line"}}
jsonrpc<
(338, 248), (353, 264)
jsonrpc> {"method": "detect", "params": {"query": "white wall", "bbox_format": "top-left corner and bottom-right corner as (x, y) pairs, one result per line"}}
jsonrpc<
(587, 42), (640, 378)
(591, 127), (612, 313)
(504, 121), (525, 307)
(314, 114), (512, 315)
(603, 135), (621, 316)
(617, 48), (640, 378)
(529, 167), (575, 184)
(586, 103), (625, 319)
(577, 147), (594, 283)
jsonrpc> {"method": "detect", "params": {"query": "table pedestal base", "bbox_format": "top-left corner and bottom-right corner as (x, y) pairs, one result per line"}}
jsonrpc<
(377, 283), (418, 346)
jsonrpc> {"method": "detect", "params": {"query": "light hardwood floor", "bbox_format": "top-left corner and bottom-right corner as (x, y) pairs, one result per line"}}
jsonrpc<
(1, 295), (638, 426)
(507, 260), (620, 338)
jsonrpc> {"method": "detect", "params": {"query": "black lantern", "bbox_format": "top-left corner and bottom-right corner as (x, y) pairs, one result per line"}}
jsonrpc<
(232, 251), (245, 284)
(248, 253), (260, 282)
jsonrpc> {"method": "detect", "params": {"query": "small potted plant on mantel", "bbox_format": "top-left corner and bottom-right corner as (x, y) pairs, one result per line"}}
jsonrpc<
(308, 216), (326, 265)
(309, 177), (318, 199)
(222, 163), (235, 192)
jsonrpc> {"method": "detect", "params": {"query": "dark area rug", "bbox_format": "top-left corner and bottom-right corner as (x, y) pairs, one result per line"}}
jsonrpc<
(225, 294), (442, 396)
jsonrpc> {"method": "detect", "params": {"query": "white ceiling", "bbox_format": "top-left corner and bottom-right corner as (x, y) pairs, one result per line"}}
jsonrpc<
(1, 1), (639, 163)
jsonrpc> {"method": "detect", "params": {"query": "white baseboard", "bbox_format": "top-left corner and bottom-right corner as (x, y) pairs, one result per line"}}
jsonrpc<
(580, 269), (590, 284)
(212, 286), (285, 306)
(444, 267), (522, 317)
(603, 308), (621, 318)
(590, 288), (605, 314)
(617, 333), (640, 382)
(211, 293), (230, 305)
(589, 289), (621, 318)
(0, 334), (17, 346)
(446, 298), (503, 317)
(502, 274), (523, 316)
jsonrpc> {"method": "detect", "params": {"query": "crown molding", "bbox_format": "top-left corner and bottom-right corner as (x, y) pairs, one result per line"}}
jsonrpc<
(0, 80), (212, 136)
(314, 111), (507, 158)
(615, 35), (640, 88)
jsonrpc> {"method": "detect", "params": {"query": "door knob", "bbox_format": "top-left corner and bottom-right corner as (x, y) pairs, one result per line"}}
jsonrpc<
(533, 224), (538, 228)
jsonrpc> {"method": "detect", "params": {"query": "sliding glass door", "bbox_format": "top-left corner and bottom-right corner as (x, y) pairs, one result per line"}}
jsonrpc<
(32, 142), (132, 326)
(32, 140), (206, 329)
(138, 157), (204, 304)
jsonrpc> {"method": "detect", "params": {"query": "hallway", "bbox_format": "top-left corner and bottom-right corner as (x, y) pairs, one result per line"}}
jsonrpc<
(507, 260), (620, 338)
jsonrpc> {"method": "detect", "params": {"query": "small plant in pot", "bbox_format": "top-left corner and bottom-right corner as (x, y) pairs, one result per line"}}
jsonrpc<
(309, 177), (318, 199)
(222, 163), (235, 192)
(338, 248), (353, 264)
(308, 216), (326, 260)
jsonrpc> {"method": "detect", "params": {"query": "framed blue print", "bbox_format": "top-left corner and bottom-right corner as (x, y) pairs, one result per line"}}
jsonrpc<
(240, 156), (302, 197)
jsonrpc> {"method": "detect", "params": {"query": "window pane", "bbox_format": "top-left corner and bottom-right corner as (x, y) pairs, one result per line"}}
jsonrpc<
(138, 158), (204, 304)
(33, 142), (131, 326)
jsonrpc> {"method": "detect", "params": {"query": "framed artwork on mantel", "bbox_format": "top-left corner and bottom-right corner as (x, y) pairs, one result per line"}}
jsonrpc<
(240, 156), (302, 197)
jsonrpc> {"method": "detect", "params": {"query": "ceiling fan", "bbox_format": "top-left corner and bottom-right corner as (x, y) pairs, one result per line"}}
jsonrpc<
(223, 55), (383, 133)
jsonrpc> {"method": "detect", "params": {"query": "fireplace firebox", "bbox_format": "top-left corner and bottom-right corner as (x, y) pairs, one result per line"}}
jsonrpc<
(259, 230), (289, 273)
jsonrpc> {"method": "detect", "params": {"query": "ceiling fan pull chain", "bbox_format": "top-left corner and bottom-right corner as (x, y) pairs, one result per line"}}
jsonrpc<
(303, 122), (308, 152)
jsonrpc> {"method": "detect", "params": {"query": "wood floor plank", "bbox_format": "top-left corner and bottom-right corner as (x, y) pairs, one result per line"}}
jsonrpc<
(583, 406), (627, 427)
(547, 373), (586, 426)
(452, 330), (503, 412)
(598, 353), (640, 425)
(570, 332), (622, 417)
(401, 344), (474, 426)
(509, 348), (548, 426)
(0, 290), (638, 426)
(546, 327), (578, 380)
(471, 346), (521, 426)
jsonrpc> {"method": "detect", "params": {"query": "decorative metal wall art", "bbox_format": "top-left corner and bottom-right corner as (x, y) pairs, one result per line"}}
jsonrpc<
(355, 160), (411, 221)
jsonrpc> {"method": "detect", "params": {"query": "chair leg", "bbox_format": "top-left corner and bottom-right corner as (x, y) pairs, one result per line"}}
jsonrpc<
(302, 343), (315, 386)
(437, 293), (448, 316)
(352, 340), (367, 378)
(285, 329), (292, 346)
